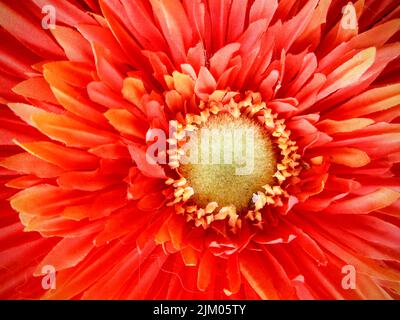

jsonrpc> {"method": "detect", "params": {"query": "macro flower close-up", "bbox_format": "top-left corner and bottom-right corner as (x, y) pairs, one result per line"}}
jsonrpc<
(0, 0), (399, 300)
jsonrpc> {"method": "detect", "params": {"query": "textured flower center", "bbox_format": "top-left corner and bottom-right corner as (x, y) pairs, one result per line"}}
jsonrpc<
(180, 113), (277, 212)
(166, 92), (301, 230)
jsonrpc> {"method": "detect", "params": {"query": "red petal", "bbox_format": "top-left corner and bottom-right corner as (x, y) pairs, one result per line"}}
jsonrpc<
(51, 26), (93, 63)
(323, 188), (400, 214)
(197, 249), (216, 291)
(35, 234), (94, 275)
(328, 147), (371, 168)
(195, 67), (217, 101)
(16, 141), (98, 171)
(150, 0), (192, 64)
(0, 152), (63, 178)
(0, 2), (64, 59)
(104, 109), (147, 139)
(12, 77), (58, 104)
(31, 112), (117, 148)
(128, 144), (166, 179)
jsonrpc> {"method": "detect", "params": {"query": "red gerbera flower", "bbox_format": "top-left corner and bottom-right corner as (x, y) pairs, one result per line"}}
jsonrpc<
(0, 0), (399, 300)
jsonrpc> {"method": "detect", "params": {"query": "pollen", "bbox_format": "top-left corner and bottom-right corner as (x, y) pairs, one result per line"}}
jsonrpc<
(179, 113), (277, 212)
(166, 91), (301, 231)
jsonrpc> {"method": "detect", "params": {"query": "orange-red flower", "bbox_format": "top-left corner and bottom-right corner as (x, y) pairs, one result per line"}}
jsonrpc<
(0, 0), (399, 300)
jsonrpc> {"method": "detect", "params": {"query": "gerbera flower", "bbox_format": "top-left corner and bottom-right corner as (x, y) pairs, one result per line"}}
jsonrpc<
(0, 0), (399, 300)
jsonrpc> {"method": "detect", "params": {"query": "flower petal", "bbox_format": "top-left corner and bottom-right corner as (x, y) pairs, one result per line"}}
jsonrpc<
(323, 188), (400, 214)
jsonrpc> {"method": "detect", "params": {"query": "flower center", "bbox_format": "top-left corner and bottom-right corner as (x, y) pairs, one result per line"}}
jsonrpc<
(179, 113), (277, 212)
(166, 91), (301, 231)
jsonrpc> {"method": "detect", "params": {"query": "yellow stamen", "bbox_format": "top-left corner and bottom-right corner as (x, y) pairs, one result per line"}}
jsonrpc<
(165, 91), (302, 231)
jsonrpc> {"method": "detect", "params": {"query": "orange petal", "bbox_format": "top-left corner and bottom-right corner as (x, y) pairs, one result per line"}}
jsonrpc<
(5, 175), (46, 189)
(57, 169), (121, 192)
(0, 152), (63, 178)
(328, 147), (371, 168)
(12, 78), (58, 104)
(168, 214), (186, 250)
(34, 233), (96, 275)
(10, 185), (87, 217)
(328, 83), (400, 119)
(42, 61), (93, 88)
(16, 140), (98, 171)
(89, 143), (131, 160)
(194, 67), (217, 101)
(239, 249), (279, 299)
(165, 90), (184, 114)
(104, 109), (147, 139)
(122, 77), (147, 109)
(50, 25), (93, 63)
(318, 47), (376, 99)
(197, 250), (216, 291)
(43, 65), (110, 128)
(317, 118), (374, 134)
(172, 71), (194, 99)
(324, 188), (400, 214)
(181, 246), (199, 266)
(225, 255), (241, 295)
(31, 112), (117, 148)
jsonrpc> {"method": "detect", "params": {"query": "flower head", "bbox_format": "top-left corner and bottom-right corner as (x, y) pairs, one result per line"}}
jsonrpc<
(0, 0), (399, 299)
